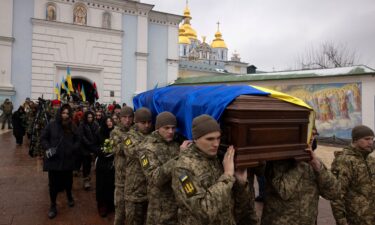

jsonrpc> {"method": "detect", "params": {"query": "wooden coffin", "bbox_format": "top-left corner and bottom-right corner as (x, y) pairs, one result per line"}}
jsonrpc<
(220, 95), (312, 168)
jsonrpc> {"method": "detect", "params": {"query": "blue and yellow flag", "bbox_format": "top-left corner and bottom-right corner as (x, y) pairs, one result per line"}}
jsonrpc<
(80, 84), (86, 102)
(54, 83), (60, 101)
(66, 66), (74, 92)
(61, 78), (70, 94)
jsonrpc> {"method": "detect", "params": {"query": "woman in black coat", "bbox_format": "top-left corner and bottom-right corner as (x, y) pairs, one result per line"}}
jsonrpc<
(41, 104), (80, 219)
(78, 111), (100, 190)
(12, 106), (26, 145)
(95, 117), (115, 217)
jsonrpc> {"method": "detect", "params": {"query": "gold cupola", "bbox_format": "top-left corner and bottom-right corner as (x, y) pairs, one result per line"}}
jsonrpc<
(179, 0), (197, 40)
(179, 27), (191, 45)
(211, 22), (227, 49)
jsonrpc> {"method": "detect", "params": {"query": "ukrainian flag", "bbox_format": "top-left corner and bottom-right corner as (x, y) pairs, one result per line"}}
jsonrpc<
(54, 83), (60, 100)
(61, 78), (70, 94)
(80, 84), (86, 102)
(66, 66), (74, 92)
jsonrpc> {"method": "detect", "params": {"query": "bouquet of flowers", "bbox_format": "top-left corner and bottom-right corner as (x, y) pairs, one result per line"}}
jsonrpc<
(101, 139), (114, 154)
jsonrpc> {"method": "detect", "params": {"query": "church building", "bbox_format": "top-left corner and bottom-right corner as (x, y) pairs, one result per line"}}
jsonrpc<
(0, 0), (182, 106)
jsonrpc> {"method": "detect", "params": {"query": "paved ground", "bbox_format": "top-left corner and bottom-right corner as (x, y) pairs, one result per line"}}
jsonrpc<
(0, 129), (340, 225)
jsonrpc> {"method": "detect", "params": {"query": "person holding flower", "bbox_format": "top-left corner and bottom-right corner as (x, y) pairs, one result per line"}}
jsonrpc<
(95, 116), (116, 217)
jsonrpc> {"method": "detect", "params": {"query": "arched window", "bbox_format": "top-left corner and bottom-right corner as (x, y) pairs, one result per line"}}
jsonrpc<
(73, 3), (87, 25)
(102, 11), (111, 29)
(46, 3), (56, 21)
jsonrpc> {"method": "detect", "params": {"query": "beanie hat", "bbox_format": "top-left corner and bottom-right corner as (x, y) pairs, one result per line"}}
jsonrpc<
(155, 111), (176, 129)
(192, 114), (221, 140)
(120, 106), (134, 117)
(352, 125), (374, 141)
(135, 107), (152, 122)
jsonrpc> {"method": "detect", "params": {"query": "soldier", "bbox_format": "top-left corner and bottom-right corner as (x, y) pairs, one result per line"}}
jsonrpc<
(123, 107), (153, 225)
(330, 125), (375, 225)
(139, 111), (182, 225)
(260, 149), (340, 225)
(111, 106), (134, 225)
(1, 98), (13, 129)
(171, 114), (258, 225)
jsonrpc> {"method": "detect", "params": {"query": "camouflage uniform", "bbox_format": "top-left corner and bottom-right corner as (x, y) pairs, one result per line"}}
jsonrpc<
(261, 160), (340, 225)
(139, 131), (180, 225)
(171, 144), (258, 225)
(123, 128), (150, 225)
(111, 124), (131, 225)
(330, 146), (375, 225)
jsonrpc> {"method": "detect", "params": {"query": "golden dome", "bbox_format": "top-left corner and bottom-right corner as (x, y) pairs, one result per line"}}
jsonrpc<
(180, 0), (197, 40)
(178, 27), (191, 44)
(211, 22), (227, 49)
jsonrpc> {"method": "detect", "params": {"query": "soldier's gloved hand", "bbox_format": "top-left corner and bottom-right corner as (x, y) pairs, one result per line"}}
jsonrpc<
(223, 145), (235, 176)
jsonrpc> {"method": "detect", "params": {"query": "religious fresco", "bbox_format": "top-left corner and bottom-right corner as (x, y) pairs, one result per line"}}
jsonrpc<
(266, 83), (362, 139)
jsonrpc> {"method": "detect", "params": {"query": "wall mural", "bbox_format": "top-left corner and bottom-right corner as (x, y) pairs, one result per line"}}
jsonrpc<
(266, 83), (362, 139)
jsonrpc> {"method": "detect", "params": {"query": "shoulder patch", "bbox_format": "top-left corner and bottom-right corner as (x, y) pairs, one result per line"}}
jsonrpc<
(179, 174), (197, 198)
(124, 138), (132, 146)
(140, 154), (150, 169)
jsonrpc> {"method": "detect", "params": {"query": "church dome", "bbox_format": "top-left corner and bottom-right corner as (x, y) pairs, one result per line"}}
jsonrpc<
(211, 22), (227, 49)
(179, 27), (191, 44)
(180, 3), (197, 40)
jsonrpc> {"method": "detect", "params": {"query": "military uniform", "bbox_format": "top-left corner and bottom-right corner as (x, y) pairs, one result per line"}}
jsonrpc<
(171, 144), (257, 225)
(330, 146), (375, 225)
(261, 160), (340, 225)
(111, 124), (131, 225)
(139, 131), (180, 225)
(123, 128), (150, 225)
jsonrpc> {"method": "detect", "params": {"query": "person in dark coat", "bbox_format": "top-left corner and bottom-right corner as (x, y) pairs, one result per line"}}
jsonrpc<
(95, 116), (115, 217)
(41, 104), (80, 219)
(12, 106), (26, 145)
(78, 111), (100, 190)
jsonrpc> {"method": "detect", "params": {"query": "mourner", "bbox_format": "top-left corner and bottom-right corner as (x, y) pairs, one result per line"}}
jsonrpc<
(41, 104), (80, 219)
(123, 107), (153, 225)
(139, 111), (181, 225)
(111, 106), (134, 225)
(330, 125), (375, 225)
(172, 114), (258, 225)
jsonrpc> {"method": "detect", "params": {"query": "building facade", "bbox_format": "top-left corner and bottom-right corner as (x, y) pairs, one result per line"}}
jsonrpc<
(0, 0), (182, 107)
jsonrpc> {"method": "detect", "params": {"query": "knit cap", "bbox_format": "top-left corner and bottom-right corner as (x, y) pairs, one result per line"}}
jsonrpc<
(192, 114), (221, 140)
(135, 107), (152, 122)
(352, 125), (374, 141)
(155, 112), (176, 129)
(120, 106), (134, 117)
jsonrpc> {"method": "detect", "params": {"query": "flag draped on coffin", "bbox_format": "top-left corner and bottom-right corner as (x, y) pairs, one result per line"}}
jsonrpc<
(133, 84), (313, 140)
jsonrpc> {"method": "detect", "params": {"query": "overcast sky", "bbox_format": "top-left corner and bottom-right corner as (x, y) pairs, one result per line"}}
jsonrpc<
(143, 0), (375, 71)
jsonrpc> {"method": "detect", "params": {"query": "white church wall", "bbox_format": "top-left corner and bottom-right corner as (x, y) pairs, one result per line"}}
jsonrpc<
(167, 25), (179, 84)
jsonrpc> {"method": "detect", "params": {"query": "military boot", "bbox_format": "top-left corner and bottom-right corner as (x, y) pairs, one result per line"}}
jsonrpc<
(48, 204), (57, 219)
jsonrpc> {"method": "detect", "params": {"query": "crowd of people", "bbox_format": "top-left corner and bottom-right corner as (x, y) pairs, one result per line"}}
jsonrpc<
(1, 97), (374, 225)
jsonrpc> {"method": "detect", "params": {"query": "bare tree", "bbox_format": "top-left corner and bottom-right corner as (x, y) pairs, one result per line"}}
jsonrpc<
(295, 42), (360, 70)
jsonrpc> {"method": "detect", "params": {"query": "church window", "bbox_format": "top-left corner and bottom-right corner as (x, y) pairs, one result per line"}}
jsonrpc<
(73, 3), (87, 25)
(102, 11), (111, 29)
(46, 3), (56, 21)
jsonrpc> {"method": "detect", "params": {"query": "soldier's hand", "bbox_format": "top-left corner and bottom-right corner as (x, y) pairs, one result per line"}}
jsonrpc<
(223, 145), (235, 176)
(180, 140), (192, 151)
(235, 168), (247, 185)
(306, 148), (322, 172)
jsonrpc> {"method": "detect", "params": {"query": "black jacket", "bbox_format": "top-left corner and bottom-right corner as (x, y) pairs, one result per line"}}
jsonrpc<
(78, 121), (100, 155)
(41, 111), (80, 171)
(12, 110), (26, 136)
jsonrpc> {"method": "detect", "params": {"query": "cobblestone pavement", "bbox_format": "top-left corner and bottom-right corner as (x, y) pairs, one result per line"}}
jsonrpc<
(0, 130), (341, 225)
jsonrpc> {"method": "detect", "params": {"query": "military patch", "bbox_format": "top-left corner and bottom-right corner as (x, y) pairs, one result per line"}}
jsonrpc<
(179, 174), (197, 198)
(140, 154), (150, 169)
(124, 138), (132, 146)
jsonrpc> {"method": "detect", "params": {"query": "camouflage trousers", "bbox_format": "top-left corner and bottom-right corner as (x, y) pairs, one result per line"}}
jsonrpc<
(125, 200), (148, 225)
(114, 186), (125, 225)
